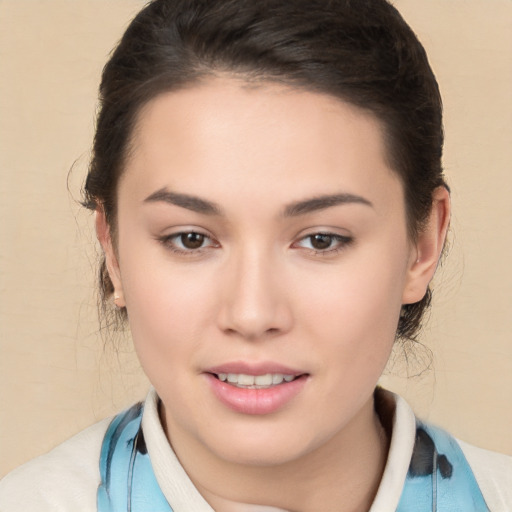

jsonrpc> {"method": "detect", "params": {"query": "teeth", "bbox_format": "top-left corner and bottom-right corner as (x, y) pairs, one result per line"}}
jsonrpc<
(254, 374), (272, 386)
(238, 374), (255, 386)
(216, 372), (297, 388)
(272, 373), (284, 384)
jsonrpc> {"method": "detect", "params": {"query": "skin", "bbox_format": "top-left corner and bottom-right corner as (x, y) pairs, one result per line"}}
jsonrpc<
(97, 78), (450, 512)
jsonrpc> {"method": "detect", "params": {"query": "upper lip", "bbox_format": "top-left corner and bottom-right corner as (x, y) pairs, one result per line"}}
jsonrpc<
(206, 361), (306, 376)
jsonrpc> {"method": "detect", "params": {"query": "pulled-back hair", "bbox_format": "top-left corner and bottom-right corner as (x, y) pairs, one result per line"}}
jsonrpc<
(83, 0), (447, 342)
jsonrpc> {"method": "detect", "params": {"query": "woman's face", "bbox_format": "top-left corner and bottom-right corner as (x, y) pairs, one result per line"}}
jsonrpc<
(103, 78), (435, 466)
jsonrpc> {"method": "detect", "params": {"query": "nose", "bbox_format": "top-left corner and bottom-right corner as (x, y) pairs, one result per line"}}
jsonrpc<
(217, 247), (293, 341)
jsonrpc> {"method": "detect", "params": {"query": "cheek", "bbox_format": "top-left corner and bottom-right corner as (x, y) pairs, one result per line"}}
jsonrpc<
(116, 238), (217, 371)
(292, 249), (407, 426)
(294, 241), (409, 371)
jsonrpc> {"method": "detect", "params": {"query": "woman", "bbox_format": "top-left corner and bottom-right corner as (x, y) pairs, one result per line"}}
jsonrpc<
(1, 0), (510, 510)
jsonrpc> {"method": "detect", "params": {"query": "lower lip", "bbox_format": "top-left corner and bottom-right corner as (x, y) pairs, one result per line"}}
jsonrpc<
(205, 374), (308, 415)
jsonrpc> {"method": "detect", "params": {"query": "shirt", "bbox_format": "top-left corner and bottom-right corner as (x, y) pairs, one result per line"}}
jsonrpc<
(1, 388), (511, 511)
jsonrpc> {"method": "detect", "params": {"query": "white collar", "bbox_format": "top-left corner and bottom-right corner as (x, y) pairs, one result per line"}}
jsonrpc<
(369, 389), (416, 511)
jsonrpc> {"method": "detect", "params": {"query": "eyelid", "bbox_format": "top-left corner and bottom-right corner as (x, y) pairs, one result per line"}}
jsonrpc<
(157, 228), (220, 255)
(292, 230), (354, 255)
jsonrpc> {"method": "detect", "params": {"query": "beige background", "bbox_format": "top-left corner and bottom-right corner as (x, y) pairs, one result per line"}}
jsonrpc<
(0, 0), (511, 477)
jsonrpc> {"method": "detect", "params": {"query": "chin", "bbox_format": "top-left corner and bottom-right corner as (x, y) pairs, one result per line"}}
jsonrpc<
(199, 421), (324, 467)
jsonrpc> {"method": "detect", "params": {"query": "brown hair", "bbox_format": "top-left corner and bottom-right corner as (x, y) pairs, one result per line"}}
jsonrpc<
(83, 0), (447, 341)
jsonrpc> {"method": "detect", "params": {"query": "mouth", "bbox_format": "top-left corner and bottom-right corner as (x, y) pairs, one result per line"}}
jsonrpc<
(204, 365), (309, 414)
(210, 372), (301, 389)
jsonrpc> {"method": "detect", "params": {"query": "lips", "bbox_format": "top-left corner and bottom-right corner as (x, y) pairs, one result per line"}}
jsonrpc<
(204, 362), (308, 415)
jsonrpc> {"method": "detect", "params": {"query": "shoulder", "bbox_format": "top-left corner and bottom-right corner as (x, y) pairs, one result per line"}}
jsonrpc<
(457, 438), (512, 511)
(0, 417), (111, 512)
(373, 389), (512, 512)
(409, 421), (512, 511)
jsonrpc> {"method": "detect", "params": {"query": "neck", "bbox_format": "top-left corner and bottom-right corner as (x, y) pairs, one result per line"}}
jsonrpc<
(161, 393), (390, 512)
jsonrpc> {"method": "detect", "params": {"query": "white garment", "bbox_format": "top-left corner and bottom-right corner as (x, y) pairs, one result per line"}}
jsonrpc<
(1, 389), (511, 512)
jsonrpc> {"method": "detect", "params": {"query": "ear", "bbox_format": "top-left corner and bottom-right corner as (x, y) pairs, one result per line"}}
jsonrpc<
(402, 186), (451, 305)
(95, 207), (126, 308)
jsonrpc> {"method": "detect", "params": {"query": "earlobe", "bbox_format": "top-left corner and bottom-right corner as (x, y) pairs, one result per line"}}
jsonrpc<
(402, 186), (451, 305)
(95, 207), (126, 307)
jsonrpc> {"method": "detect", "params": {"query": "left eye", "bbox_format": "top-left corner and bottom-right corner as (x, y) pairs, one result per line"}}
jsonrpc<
(295, 233), (352, 252)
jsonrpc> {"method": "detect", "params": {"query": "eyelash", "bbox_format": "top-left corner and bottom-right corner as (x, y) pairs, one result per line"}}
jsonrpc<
(157, 231), (353, 257)
(158, 231), (218, 256)
(293, 233), (354, 256)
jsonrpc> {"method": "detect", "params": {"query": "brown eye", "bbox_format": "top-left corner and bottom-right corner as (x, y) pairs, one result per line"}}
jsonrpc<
(293, 232), (353, 254)
(180, 232), (205, 249)
(310, 234), (334, 250)
(159, 230), (218, 255)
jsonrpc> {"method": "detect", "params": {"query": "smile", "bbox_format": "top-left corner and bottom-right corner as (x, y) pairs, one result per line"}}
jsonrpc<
(215, 372), (297, 388)
(205, 365), (309, 415)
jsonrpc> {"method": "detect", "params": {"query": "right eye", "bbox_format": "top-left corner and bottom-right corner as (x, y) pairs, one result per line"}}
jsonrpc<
(159, 231), (218, 254)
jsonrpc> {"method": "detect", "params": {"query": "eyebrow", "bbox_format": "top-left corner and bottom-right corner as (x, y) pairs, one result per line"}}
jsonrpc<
(144, 188), (373, 217)
(283, 193), (373, 217)
(144, 188), (222, 215)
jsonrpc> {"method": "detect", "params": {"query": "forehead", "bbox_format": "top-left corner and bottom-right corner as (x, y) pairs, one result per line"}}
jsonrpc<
(121, 77), (401, 210)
